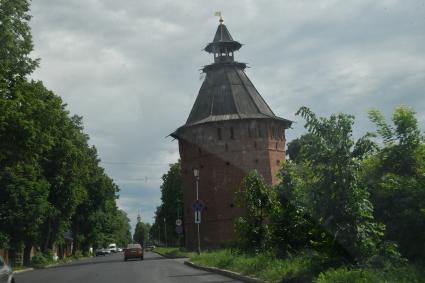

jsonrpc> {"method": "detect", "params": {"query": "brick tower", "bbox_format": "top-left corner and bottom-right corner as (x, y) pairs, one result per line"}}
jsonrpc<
(171, 18), (291, 249)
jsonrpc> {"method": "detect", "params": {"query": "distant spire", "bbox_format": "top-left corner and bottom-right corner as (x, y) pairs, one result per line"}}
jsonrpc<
(137, 209), (141, 223)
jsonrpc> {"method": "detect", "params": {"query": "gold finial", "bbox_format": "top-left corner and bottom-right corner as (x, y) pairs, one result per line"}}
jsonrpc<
(214, 11), (223, 23)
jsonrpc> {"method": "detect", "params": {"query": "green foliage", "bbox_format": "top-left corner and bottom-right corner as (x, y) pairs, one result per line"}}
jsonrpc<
(0, 0), (131, 260)
(71, 250), (84, 260)
(0, 80), (61, 253)
(286, 133), (318, 162)
(235, 171), (278, 252)
(111, 210), (133, 247)
(0, 0), (39, 92)
(30, 250), (53, 267)
(189, 249), (336, 283)
(151, 161), (183, 246)
(317, 263), (425, 283)
(153, 247), (196, 258)
(271, 163), (338, 257)
(133, 221), (151, 245)
(0, 232), (9, 249)
(364, 106), (425, 259)
(281, 107), (385, 262)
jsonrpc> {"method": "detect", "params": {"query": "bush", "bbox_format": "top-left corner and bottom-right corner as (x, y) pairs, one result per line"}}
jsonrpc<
(72, 250), (84, 259)
(31, 250), (53, 266)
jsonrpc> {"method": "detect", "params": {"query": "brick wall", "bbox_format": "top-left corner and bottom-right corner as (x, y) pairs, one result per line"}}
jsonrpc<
(177, 118), (287, 249)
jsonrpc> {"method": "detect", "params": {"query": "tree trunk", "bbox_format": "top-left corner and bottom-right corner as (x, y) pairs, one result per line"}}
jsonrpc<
(42, 218), (52, 252)
(23, 242), (32, 266)
(9, 249), (16, 267)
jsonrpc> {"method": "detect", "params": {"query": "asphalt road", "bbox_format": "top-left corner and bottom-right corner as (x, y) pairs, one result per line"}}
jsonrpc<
(14, 251), (241, 283)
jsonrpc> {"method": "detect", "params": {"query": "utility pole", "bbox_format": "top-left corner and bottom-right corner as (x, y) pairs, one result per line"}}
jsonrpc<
(164, 217), (167, 247)
(194, 168), (201, 255)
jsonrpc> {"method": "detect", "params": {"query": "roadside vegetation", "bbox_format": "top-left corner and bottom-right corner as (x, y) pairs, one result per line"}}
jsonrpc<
(150, 162), (184, 246)
(153, 105), (425, 282)
(0, 0), (132, 266)
(228, 105), (425, 282)
(152, 247), (196, 258)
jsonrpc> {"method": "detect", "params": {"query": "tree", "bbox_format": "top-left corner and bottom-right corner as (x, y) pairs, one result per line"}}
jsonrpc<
(133, 222), (151, 246)
(152, 161), (184, 246)
(0, 0), (127, 263)
(271, 162), (338, 257)
(235, 171), (278, 252)
(364, 106), (425, 259)
(0, 80), (65, 264)
(39, 114), (90, 252)
(283, 107), (385, 262)
(110, 210), (132, 248)
(286, 133), (318, 162)
(0, 0), (39, 93)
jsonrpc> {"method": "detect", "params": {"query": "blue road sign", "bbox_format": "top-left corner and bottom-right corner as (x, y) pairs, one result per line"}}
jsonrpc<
(192, 200), (204, 211)
(176, 225), (183, 234)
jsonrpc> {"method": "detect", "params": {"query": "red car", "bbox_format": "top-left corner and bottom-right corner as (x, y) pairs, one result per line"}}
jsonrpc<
(124, 243), (144, 261)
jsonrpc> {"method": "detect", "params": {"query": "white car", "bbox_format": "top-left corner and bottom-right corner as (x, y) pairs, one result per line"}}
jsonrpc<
(108, 243), (117, 253)
(0, 256), (14, 283)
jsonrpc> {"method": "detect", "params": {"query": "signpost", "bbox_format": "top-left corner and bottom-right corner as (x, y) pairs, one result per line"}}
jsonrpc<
(175, 219), (182, 226)
(194, 211), (201, 224)
(175, 225), (183, 234)
(194, 168), (201, 255)
(192, 200), (204, 212)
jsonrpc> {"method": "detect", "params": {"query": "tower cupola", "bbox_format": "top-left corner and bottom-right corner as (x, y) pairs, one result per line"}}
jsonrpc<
(204, 18), (242, 63)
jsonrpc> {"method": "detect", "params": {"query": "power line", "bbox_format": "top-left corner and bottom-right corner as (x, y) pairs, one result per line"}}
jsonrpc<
(101, 161), (174, 166)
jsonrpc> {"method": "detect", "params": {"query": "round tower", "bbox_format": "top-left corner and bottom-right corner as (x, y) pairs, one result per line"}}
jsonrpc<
(171, 18), (291, 249)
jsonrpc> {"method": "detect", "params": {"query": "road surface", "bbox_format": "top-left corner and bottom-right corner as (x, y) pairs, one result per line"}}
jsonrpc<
(15, 251), (241, 283)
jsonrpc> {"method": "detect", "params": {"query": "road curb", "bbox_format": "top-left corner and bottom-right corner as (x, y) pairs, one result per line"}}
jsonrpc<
(13, 267), (34, 274)
(13, 256), (93, 273)
(184, 261), (265, 283)
(151, 250), (188, 259)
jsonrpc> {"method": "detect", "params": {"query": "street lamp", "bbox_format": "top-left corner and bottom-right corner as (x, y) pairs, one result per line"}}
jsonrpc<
(194, 168), (201, 255)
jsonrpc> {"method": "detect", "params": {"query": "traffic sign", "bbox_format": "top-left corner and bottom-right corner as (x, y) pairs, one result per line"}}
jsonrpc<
(176, 225), (183, 234)
(175, 219), (182, 226)
(192, 200), (204, 211)
(194, 211), (201, 224)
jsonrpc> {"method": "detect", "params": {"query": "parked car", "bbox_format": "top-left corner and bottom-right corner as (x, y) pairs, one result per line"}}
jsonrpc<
(95, 248), (106, 256)
(117, 247), (123, 252)
(95, 248), (110, 256)
(124, 243), (144, 261)
(0, 256), (14, 283)
(108, 243), (117, 253)
(145, 244), (156, 250)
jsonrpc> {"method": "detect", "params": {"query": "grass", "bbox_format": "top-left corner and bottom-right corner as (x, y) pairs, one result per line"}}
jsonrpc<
(152, 247), (425, 283)
(190, 249), (333, 283)
(10, 251), (92, 269)
(317, 263), (425, 283)
(152, 247), (197, 258)
(153, 247), (335, 282)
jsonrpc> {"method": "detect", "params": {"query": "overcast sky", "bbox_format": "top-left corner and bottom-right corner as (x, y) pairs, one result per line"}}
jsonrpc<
(29, 0), (425, 231)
